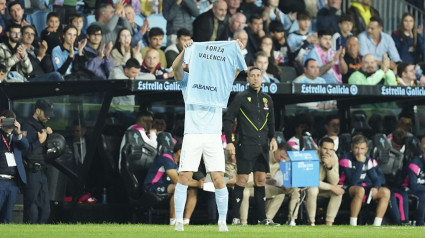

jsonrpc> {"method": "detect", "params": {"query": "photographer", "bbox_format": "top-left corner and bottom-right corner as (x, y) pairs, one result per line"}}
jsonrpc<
(0, 110), (28, 223)
(21, 99), (54, 224)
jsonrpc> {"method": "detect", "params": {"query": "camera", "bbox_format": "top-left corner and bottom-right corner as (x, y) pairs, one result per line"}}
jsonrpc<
(1, 118), (15, 130)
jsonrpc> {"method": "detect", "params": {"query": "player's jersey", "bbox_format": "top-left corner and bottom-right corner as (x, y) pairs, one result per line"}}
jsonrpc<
(143, 153), (177, 194)
(183, 41), (247, 108)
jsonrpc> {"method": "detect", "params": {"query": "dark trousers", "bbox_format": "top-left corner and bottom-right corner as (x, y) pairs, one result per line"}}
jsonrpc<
(23, 171), (50, 224)
(410, 190), (425, 226)
(0, 179), (19, 223)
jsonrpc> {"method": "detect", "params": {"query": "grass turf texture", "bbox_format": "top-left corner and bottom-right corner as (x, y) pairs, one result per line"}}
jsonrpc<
(0, 224), (424, 238)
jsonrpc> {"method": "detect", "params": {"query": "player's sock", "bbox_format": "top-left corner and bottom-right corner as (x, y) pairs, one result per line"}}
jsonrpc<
(215, 187), (229, 222)
(231, 184), (244, 219)
(174, 183), (188, 220)
(254, 186), (267, 221)
(373, 217), (383, 226)
(350, 217), (358, 226)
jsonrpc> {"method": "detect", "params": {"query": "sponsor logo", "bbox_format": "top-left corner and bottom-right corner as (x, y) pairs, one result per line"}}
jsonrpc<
(192, 84), (218, 92)
(137, 81), (181, 91)
(247, 97), (251, 102)
(269, 83), (278, 93)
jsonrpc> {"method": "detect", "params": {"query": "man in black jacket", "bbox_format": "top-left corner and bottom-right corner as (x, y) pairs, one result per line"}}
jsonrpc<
(21, 99), (55, 224)
(192, 0), (228, 42)
(223, 66), (278, 225)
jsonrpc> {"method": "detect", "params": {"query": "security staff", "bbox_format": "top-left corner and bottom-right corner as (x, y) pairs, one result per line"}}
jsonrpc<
(223, 66), (278, 225)
(21, 99), (55, 224)
(0, 110), (28, 223)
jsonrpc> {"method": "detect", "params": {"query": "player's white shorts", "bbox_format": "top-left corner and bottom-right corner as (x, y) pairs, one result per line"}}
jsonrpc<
(179, 134), (225, 172)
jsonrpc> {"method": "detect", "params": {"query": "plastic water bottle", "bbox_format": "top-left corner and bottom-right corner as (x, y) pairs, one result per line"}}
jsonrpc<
(102, 188), (107, 204)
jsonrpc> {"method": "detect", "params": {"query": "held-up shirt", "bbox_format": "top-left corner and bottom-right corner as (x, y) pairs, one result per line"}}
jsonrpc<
(183, 41), (247, 108)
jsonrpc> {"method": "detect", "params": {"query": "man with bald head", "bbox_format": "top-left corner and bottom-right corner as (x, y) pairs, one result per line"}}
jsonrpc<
(221, 12), (246, 41)
(141, 48), (174, 79)
(348, 54), (396, 85)
(193, 0), (229, 42)
(342, 36), (361, 83)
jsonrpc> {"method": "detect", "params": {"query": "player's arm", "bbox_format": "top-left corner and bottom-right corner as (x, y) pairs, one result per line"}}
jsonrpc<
(166, 169), (179, 184)
(172, 39), (193, 81)
(233, 39), (245, 80)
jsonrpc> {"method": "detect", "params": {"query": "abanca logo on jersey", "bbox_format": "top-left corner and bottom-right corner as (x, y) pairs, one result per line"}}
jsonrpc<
(192, 84), (218, 92)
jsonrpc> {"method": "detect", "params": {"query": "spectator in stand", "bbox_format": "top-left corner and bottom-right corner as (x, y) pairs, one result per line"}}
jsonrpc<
(332, 14), (354, 51)
(192, 0), (228, 42)
(358, 16), (401, 71)
(74, 24), (114, 81)
(304, 29), (347, 84)
(245, 14), (265, 57)
(238, 0), (263, 24)
(269, 20), (289, 66)
(339, 134), (391, 226)
(21, 25), (63, 82)
(163, 0), (199, 46)
(51, 25), (78, 77)
(140, 27), (167, 68)
(0, 24), (32, 79)
(7, 2), (28, 28)
(124, 5), (149, 48)
(91, 3), (132, 45)
(287, 11), (317, 66)
(221, 12), (246, 41)
(164, 28), (191, 68)
(342, 36), (361, 84)
(348, 54), (396, 86)
(40, 12), (61, 56)
(225, 0), (240, 16)
(253, 51), (279, 83)
(141, 48), (174, 79)
(0, 0), (7, 35)
(306, 138), (344, 226)
(233, 29), (254, 67)
(258, 35), (280, 78)
(69, 13), (86, 43)
(111, 28), (143, 66)
(347, 0), (380, 36)
(392, 12), (425, 64)
(52, 0), (76, 25)
(293, 59), (326, 84)
(396, 62), (417, 86)
(262, 0), (298, 34)
(316, 0), (342, 33)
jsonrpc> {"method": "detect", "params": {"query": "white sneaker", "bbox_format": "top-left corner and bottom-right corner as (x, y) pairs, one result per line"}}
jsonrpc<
(174, 221), (184, 231)
(218, 220), (229, 232)
(289, 220), (296, 226)
(183, 218), (190, 225)
(170, 218), (176, 226)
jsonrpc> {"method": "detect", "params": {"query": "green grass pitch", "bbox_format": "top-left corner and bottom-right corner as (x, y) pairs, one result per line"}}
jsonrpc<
(0, 224), (424, 238)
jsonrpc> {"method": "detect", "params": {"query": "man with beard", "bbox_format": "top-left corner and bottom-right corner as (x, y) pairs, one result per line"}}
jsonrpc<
(304, 29), (347, 84)
(0, 24), (32, 79)
(348, 53), (396, 85)
(192, 0), (228, 42)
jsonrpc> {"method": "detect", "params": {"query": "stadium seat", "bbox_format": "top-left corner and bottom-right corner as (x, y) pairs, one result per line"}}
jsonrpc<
(280, 66), (298, 83)
(86, 14), (96, 27)
(135, 14), (145, 27)
(147, 14), (167, 47)
(28, 10), (49, 36)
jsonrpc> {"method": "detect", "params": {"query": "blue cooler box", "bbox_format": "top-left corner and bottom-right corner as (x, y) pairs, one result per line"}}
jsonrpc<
(279, 150), (320, 188)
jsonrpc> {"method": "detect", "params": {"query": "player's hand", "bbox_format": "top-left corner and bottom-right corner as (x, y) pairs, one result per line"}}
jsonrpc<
(38, 129), (48, 143)
(183, 39), (193, 49)
(14, 120), (21, 134)
(331, 184), (345, 195)
(371, 187), (378, 197)
(235, 39), (243, 50)
(269, 138), (277, 152)
(226, 143), (236, 163)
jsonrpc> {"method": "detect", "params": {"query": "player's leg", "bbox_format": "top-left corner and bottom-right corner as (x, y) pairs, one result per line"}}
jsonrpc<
(348, 186), (365, 226)
(305, 187), (319, 225)
(372, 187), (390, 226)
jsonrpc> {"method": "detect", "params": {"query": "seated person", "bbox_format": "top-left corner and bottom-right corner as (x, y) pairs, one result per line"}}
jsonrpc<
(165, 28), (191, 68)
(332, 14), (354, 51)
(288, 115), (311, 151)
(304, 28), (347, 84)
(111, 28), (143, 66)
(143, 141), (202, 226)
(287, 11), (316, 65)
(293, 59), (326, 84)
(339, 134), (391, 226)
(140, 27), (167, 68)
(253, 51), (279, 83)
(396, 62), (417, 86)
(52, 25), (78, 77)
(405, 136), (425, 226)
(348, 54), (396, 85)
(342, 36), (361, 84)
(141, 48), (174, 80)
(306, 138), (344, 226)
(69, 13), (86, 42)
(41, 12), (61, 56)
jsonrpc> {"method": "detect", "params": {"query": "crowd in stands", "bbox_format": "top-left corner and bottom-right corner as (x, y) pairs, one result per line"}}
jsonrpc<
(0, 0), (423, 86)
